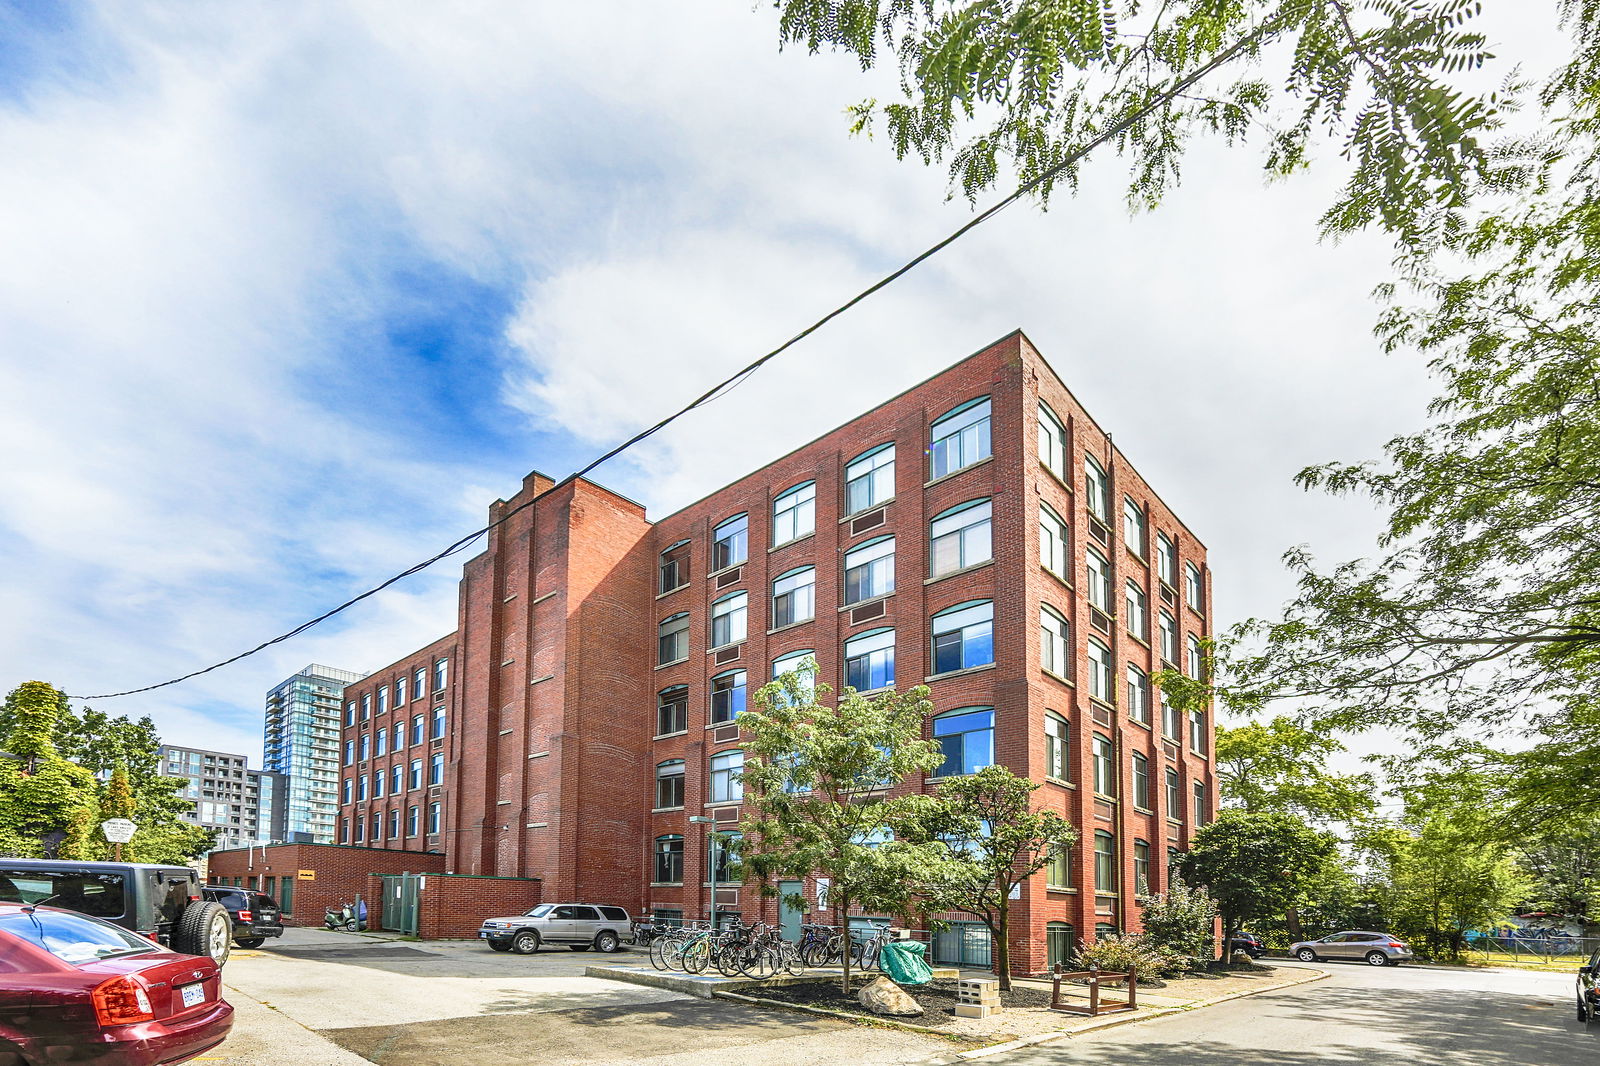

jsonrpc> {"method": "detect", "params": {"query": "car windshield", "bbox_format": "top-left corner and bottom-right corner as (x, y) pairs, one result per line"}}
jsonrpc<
(525, 905), (552, 917)
(0, 909), (156, 964)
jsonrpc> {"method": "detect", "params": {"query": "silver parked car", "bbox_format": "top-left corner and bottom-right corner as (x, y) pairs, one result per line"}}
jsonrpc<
(1290, 930), (1414, 966)
(478, 903), (630, 955)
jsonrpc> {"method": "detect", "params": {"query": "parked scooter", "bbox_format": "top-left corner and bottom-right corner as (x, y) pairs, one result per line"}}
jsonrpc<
(324, 898), (367, 932)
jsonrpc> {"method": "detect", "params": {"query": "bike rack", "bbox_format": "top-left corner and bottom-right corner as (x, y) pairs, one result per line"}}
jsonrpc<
(1049, 963), (1138, 1016)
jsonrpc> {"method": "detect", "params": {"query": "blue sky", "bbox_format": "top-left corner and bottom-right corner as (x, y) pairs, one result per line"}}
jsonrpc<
(0, 1), (1564, 766)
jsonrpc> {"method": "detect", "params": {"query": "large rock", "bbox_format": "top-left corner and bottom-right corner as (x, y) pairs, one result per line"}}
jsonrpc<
(858, 975), (924, 1017)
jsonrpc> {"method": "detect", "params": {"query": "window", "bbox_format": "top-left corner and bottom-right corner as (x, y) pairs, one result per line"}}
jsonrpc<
(354, 818), (365, 843)
(932, 600), (995, 674)
(655, 835), (684, 884)
(1167, 845), (1182, 890)
(341, 778), (352, 804)
(1133, 840), (1151, 894)
(1087, 638), (1113, 703)
(658, 613), (689, 665)
(411, 715), (425, 746)
(1044, 714), (1070, 781)
(709, 750), (744, 803)
(375, 729), (387, 757)
(371, 813), (380, 842)
(1123, 497), (1146, 557)
(710, 671), (746, 724)
(932, 707), (994, 777)
(340, 819), (349, 843)
(772, 482), (816, 545)
(361, 694), (371, 720)
(771, 651), (816, 705)
(844, 628), (895, 691)
(930, 500), (992, 577)
(409, 759), (422, 790)
(1040, 605), (1070, 678)
(1092, 734), (1115, 796)
(392, 723), (404, 751)
(1158, 611), (1178, 664)
(356, 775), (368, 801)
(1187, 634), (1204, 679)
(1185, 561), (1206, 614)
(710, 831), (742, 883)
(659, 539), (691, 594)
(1038, 402), (1067, 479)
(712, 513), (748, 571)
(344, 740), (354, 766)
(845, 443), (895, 514)
(1094, 831), (1116, 893)
(1127, 665), (1150, 724)
(373, 769), (384, 798)
(389, 809), (401, 839)
(391, 764), (403, 794)
(1047, 922), (1076, 968)
(358, 734), (370, 762)
(657, 686), (688, 736)
(771, 569), (814, 629)
(1039, 503), (1069, 579)
(1132, 752), (1151, 810)
(655, 760), (685, 809)
(1085, 454), (1110, 521)
(1193, 782), (1207, 825)
(396, 675), (407, 705)
(712, 591), (749, 648)
(429, 752), (444, 786)
(1161, 691), (1181, 740)
(377, 686), (388, 715)
(428, 802), (441, 834)
(1189, 709), (1207, 754)
(431, 706), (446, 740)
(345, 701), (356, 727)
(843, 536), (895, 604)
(1126, 581), (1147, 637)
(1085, 548), (1111, 612)
(407, 806), (419, 836)
(1156, 532), (1177, 587)
(930, 397), (991, 479)
(1046, 845), (1072, 889)
(1166, 768), (1181, 819)
(433, 658), (448, 693)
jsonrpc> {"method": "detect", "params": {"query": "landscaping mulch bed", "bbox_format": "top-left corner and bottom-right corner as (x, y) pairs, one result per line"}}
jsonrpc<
(749, 976), (1052, 1028)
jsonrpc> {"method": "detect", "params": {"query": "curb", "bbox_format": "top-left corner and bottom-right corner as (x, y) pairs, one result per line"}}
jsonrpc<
(712, 989), (967, 1040)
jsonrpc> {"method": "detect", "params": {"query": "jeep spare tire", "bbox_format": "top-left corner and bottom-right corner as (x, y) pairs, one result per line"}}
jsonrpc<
(173, 900), (232, 965)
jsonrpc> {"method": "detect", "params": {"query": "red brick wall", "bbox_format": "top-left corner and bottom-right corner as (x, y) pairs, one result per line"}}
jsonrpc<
(413, 874), (544, 939)
(207, 843), (444, 925)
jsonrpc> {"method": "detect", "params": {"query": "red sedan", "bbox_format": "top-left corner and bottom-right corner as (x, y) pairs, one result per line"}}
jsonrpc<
(0, 901), (232, 1066)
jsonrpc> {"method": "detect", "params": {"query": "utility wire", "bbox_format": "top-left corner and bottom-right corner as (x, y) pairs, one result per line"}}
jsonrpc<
(75, 22), (1280, 701)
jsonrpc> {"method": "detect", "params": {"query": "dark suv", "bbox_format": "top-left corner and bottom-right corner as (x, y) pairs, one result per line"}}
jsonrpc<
(0, 858), (233, 964)
(202, 885), (284, 948)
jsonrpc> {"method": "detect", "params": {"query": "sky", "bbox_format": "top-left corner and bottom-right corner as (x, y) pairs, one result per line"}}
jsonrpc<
(0, 1), (1566, 768)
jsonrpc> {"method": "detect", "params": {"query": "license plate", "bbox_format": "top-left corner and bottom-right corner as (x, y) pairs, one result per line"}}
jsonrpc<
(180, 983), (206, 1008)
(478, 931), (490, 938)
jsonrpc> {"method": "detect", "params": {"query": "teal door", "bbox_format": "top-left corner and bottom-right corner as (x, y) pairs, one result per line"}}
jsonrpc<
(779, 881), (804, 942)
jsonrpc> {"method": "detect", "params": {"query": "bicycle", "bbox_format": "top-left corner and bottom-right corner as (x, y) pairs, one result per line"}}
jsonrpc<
(852, 926), (890, 972)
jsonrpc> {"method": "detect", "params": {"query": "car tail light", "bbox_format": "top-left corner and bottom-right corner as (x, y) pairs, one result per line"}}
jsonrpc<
(1387, 942), (1404, 949)
(92, 976), (155, 1027)
(238, 910), (253, 922)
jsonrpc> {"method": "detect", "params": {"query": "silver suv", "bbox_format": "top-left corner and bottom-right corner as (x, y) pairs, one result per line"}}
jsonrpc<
(478, 903), (630, 954)
(1290, 930), (1414, 966)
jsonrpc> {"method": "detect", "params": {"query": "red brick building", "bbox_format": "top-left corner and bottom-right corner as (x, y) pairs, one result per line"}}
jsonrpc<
(335, 331), (1216, 969)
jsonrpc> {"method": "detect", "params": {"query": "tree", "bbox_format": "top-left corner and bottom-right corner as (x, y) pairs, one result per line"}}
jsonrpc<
(1385, 815), (1529, 961)
(1136, 878), (1220, 974)
(1516, 825), (1600, 924)
(1177, 809), (1341, 959)
(0, 682), (98, 859)
(1211, 716), (1375, 823)
(736, 659), (948, 990)
(894, 765), (1076, 990)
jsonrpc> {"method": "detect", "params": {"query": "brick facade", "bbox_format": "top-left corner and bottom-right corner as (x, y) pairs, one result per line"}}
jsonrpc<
(206, 842), (444, 925)
(334, 331), (1217, 963)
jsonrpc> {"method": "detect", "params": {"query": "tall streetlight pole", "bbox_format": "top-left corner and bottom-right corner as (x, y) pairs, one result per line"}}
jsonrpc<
(689, 816), (718, 931)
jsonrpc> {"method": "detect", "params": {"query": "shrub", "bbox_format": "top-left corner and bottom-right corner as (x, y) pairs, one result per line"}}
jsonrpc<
(1137, 878), (1220, 973)
(1072, 932), (1168, 984)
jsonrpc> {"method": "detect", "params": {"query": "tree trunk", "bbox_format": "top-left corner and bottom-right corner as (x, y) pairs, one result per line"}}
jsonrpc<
(1220, 910), (1237, 968)
(996, 892), (1012, 992)
(838, 889), (852, 994)
(1285, 905), (1302, 943)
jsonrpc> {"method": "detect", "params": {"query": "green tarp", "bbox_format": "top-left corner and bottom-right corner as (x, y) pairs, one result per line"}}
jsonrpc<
(879, 939), (934, 986)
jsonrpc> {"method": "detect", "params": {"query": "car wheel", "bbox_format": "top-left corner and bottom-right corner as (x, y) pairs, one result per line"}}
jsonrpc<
(488, 940), (512, 952)
(235, 937), (266, 949)
(512, 931), (540, 954)
(1365, 951), (1390, 967)
(570, 944), (591, 951)
(1295, 948), (1317, 962)
(1579, 995), (1589, 1023)
(173, 901), (232, 965)
(595, 930), (620, 953)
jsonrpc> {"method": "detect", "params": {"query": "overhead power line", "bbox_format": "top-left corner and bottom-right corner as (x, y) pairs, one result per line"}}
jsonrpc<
(76, 24), (1276, 701)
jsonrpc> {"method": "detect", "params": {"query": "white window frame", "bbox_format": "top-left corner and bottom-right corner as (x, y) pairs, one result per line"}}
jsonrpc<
(771, 568), (815, 629)
(1040, 605), (1070, 678)
(930, 499), (993, 577)
(709, 750), (745, 804)
(845, 444), (895, 514)
(1086, 548), (1111, 612)
(1038, 401), (1067, 479)
(1125, 580), (1147, 637)
(843, 536), (895, 604)
(929, 397), (992, 480)
(712, 591), (749, 648)
(772, 482), (816, 546)
(843, 628), (896, 692)
(1040, 503), (1069, 580)
(1085, 454), (1110, 522)
(1123, 496), (1146, 557)
(1087, 638), (1113, 703)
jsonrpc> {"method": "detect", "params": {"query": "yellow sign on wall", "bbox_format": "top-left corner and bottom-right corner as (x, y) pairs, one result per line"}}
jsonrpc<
(297, 870), (316, 881)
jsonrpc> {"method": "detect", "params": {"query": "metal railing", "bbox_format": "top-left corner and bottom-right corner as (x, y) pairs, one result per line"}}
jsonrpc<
(1464, 933), (1598, 964)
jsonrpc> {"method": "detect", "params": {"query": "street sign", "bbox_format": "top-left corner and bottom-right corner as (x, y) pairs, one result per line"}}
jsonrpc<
(297, 870), (315, 881)
(100, 819), (136, 844)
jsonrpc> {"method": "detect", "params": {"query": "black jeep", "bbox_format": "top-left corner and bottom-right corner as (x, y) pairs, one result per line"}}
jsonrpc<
(0, 858), (233, 964)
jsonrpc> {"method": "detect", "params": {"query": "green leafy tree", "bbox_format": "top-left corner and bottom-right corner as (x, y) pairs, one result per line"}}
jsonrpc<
(0, 682), (98, 859)
(1516, 824), (1600, 924)
(736, 659), (948, 990)
(1136, 878), (1220, 973)
(1385, 817), (1530, 960)
(1211, 715), (1375, 823)
(1177, 809), (1341, 959)
(893, 765), (1076, 990)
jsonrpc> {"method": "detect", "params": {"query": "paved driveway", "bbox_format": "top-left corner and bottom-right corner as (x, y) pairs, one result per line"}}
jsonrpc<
(995, 960), (1589, 1066)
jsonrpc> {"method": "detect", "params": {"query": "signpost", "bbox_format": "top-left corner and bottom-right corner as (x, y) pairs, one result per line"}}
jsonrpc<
(101, 818), (136, 862)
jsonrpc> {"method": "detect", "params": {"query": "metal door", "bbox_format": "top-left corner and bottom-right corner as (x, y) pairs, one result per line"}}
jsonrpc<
(381, 874), (420, 935)
(778, 881), (803, 942)
(933, 921), (991, 967)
